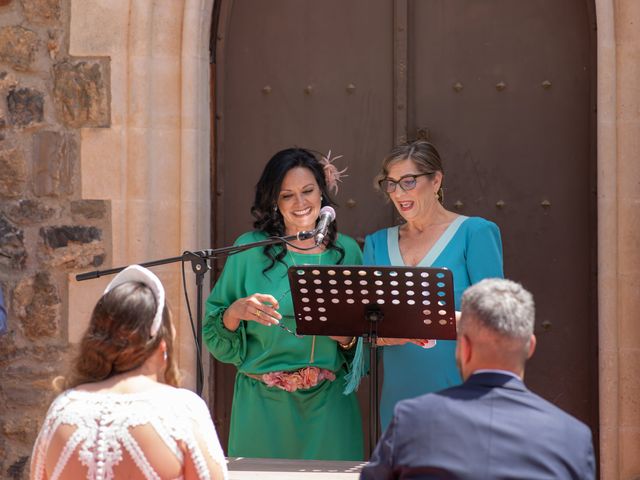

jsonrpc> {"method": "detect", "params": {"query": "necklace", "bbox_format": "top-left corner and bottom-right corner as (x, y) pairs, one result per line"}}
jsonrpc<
(274, 246), (324, 363)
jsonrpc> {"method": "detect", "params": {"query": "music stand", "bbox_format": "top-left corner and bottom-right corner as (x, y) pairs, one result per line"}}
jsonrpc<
(288, 265), (456, 455)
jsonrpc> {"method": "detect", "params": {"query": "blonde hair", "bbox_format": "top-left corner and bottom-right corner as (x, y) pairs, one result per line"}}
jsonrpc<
(374, 140), (445, 203)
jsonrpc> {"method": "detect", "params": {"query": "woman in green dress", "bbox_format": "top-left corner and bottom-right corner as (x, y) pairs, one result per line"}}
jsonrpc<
(203, 148), (363, 460)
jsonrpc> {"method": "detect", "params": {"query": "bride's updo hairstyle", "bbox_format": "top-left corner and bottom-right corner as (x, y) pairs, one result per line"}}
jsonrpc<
(64, 266), (180, 389)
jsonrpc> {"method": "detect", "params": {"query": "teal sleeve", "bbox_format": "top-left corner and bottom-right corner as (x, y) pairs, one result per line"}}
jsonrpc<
(467, 221), (504, 282)
(363, 234), (375, 265)
(203, 249), (248, 367)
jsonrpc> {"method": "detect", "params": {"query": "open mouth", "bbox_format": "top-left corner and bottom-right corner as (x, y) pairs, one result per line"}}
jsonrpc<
(292, 207), (312, 217)
(398, 201), (414, 211)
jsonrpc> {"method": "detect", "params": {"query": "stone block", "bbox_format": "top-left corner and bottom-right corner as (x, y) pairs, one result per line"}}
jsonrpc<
(0, 117), (6, 141)
(70, 199), (107, 220)
(53, 60), (110, 128)
(0, 26), (39, 72)
(7, 87), (44, 126)
(6, 455), (29, 480)
(13, 271), (60, 339)
(0, 214), (26, 269)
(0, 148), (27, 198)
(20, 0), (61, 24)
(33, 131), (76, 197)
(5, 199), (57, 225)
(40, 225), (101, 248)
(38, 225), (105, 269)
(0, 333), (19, 364)
(1, 416), (38, 442)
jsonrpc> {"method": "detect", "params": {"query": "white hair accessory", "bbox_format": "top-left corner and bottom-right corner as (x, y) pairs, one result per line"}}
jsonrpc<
(104, 265), (165, 337)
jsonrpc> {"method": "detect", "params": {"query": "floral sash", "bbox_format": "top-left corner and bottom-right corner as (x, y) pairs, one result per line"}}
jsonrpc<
(244, 367), (336, 392)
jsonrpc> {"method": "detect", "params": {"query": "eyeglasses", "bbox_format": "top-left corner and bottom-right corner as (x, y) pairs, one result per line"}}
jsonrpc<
(378, 173), (434, 193)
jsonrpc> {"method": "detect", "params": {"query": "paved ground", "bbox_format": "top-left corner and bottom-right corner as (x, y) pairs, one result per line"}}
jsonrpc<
(227, 458), (365, 479)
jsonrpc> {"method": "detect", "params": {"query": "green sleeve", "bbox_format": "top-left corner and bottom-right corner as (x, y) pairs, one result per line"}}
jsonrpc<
(339, 234), (364, 265)
(202, 243), (249, 367)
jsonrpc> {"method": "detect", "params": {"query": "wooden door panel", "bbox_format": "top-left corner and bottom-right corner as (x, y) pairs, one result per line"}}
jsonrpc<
(213, 0), (396, 453)
(218, 0), (396, 248)
(409, 0), (597, 429)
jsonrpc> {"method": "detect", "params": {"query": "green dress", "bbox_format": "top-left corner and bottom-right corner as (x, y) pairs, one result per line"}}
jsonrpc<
(203, 231), (364, 460)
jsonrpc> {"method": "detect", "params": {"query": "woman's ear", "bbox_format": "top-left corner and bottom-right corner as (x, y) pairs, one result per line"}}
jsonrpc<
(432, 171), (444, 191)
(158, 339), (168, 361)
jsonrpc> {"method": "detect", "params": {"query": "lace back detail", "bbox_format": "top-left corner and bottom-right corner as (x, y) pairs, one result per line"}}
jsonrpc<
(31, 388), (227, 480)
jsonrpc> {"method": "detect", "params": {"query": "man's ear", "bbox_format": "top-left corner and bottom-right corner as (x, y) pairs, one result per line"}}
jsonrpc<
(527, 334), (536, 360)
(460, 333), (472, 365)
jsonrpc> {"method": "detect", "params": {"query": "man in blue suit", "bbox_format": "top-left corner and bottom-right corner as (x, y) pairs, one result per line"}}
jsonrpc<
(361, 278), (595, 480)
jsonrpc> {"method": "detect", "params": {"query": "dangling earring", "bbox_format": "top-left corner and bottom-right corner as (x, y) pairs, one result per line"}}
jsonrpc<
(163, 350), (168, 362)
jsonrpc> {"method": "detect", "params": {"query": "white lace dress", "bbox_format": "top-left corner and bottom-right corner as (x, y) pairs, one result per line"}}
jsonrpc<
(30, 387), (228, 480)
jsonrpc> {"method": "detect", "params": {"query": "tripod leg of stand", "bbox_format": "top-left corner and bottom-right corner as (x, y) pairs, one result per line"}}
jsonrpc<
(369, 340), (379, 456)
(196, 273), (204, 396)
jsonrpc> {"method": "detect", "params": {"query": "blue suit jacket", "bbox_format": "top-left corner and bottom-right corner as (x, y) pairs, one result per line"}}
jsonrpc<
(361, 372), (595, 480)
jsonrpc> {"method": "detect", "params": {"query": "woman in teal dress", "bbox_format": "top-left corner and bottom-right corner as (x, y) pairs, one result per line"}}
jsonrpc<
(203, 148), (364, 460)
(363, 140), (504, 430)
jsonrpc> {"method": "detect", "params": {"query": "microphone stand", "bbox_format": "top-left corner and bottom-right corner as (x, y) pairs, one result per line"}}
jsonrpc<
(76, 229), (316, 396)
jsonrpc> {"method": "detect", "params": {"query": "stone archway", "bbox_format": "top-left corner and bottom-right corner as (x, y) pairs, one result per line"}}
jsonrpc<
(66, 0), (216, 390)
(594, 1), (640, 478)
(64, 0), (640, 476)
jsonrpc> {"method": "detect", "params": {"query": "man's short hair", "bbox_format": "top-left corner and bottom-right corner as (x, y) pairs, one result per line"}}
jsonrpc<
(460, 278), (534, 340)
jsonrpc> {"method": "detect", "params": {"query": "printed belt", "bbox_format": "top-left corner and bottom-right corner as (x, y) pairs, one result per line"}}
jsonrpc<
(243, 366), (336, 392)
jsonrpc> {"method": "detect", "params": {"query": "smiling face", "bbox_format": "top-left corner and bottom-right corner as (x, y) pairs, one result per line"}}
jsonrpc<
(386, 158), (442, 223)
(277, 166), (322, 235)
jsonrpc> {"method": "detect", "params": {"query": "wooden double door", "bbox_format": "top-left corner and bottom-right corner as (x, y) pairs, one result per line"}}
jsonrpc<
(211, 0), (597, 456)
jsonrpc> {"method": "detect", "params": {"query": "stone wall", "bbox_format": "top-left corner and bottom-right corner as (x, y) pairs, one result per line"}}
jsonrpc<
(0, 0), (110, 477)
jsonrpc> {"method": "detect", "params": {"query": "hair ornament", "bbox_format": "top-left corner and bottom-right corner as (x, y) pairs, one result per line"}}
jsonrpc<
(103, 265), (165, 338)
(319, 150), (347, 195)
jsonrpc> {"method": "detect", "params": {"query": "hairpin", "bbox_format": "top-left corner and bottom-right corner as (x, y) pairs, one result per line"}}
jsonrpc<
(319, 150), (347, 195)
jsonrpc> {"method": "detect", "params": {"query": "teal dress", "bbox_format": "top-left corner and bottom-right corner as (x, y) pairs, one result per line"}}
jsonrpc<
(203, 231), (364, 460)
(363, 216), (504, 429)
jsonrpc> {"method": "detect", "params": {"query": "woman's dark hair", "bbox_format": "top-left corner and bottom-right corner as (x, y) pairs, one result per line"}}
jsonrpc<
(251, 147), (345, 273)
(63, 282), (179, 389)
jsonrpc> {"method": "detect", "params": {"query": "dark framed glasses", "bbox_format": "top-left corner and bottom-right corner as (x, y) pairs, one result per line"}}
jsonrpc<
(378, 172), (434, 193)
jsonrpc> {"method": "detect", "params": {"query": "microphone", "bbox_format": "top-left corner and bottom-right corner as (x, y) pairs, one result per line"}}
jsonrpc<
(314, 206), (336, 246)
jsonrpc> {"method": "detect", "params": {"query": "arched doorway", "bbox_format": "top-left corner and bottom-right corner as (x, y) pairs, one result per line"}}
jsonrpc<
(209, 0), (598, 456)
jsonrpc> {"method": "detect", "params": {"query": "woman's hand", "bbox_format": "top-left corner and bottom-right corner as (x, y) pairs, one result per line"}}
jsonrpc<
(377, 337), (437, 349)
(222, 293), (282, 331)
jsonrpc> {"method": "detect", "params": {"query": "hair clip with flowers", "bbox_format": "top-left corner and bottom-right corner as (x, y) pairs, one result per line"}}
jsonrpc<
(319, 150), (348, 195)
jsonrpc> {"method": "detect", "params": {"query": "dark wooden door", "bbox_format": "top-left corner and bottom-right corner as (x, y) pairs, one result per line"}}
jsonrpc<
(406, 0), (598, 436)
(210, 0), (396, 453)
(211, 0), (597, 456)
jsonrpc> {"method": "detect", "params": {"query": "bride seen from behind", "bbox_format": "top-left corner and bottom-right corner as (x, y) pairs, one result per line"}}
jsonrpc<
(30, 265), (228, 480)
